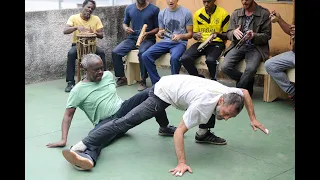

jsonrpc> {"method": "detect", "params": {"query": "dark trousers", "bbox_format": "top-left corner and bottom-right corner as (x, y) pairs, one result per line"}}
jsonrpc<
(112, 38), (155, 80)
(221, 44), (262, 92)
(66, 44), (107, 83)
(180, 42), (224, 80)
(199, 114), (216, 129)
(83, 87), (169, 165)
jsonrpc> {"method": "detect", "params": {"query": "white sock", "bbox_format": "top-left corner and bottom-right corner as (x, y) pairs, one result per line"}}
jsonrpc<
(70, 141), (87, 152)
(197, 129), (208, 136)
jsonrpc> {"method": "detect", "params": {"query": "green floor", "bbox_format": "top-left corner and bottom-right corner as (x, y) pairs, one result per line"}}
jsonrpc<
(25, 69), (295, 180)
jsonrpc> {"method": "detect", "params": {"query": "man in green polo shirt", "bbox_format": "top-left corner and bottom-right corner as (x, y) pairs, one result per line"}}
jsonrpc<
(46, 53), (176, 170)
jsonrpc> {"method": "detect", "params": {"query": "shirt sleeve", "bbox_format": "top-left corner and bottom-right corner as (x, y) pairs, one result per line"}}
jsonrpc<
(185, 10), (193, 27)
(96, 17), (104, 30)
(153, 7), (160, 28)
(66, 15), (74, 26)
(182, 94), (216, 129)
(66, 90), (82, 109)
(158, 10), (164, 29)
(221, 12), (230, 32)
(123, 6), (130, 25)
(193, 12), (199, 32)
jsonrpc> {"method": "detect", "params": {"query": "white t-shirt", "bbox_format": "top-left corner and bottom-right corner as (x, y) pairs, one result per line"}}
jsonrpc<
(154, 74), (244, 129)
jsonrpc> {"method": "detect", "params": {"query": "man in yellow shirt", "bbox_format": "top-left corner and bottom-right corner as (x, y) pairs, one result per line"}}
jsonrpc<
(63, 0), (106, 92)
(180, 0), (229, 81)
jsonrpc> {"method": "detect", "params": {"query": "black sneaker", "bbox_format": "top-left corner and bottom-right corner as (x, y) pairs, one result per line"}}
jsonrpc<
(137, 80), (147, 91)
(116, 77), (127, 87)
(158, 125), (177, 136)
(65, 81), (75, 92)
(195, 131), (227, 145)
(62, 149), (94, 171)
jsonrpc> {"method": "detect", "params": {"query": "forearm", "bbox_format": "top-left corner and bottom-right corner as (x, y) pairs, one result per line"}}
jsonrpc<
(251, 32), (270, 45)
(277, 17), (291, 36)
(63, 26), (77, 34)
(95, 29), (104, 39)
(242, 89), (256, 122)
(179, 32), (193, 40)
(217, 32), (228, 41)
(146, 28), (159, 36)
(61, 115), (72, 141)
(174, 130), (186, 164)
(122, 23), (129, 31)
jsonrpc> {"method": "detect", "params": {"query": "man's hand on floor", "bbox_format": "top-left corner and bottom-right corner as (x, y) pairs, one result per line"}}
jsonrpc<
(169, 162), (193, 177)
(46, 139), (66, 148)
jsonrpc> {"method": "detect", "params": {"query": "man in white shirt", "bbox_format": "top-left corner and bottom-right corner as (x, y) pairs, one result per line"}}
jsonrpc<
(62, 74), (268, 173)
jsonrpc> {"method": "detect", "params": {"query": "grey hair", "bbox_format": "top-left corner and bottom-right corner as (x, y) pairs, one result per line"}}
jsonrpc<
(80, 53), (101, 69)
(221, 92), (245, 114)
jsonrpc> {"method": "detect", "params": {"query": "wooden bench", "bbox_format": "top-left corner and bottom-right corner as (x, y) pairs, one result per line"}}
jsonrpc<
(125, 49), (295, 102)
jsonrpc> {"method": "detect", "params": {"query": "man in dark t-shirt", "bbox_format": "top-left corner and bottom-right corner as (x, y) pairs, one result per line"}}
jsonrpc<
(112, 0), (160, 91)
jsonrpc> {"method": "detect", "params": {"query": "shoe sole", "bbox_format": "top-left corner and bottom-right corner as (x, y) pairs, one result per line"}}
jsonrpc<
(158, 132), (174, 136)
(195, 140), (227, 145)
(62, 150), (93, 170)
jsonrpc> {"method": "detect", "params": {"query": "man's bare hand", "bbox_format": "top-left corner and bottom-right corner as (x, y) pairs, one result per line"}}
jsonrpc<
(169, 163), (193, 177)
(171, 34), (181, 41)
(246, 30), (254, 41)
(141, 32), (148, 42)
(156, 29), (165, 39)
(193, 32), (202, 41)
(46, 139), (67, 148)
(233, 25), (243, 40)
(125, 27), (134, 34)
(250, 120), (269, 134)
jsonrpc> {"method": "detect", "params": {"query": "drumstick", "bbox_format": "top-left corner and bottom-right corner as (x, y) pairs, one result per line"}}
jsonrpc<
(136, 24), (148, 48)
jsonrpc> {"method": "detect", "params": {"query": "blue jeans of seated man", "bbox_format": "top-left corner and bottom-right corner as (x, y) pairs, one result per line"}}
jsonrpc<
(82, 87), (170, 165)
(264, 51), (295, 96)
(82, 86), (171, 164)
(221, 44), (263, 92)
(112, 38), (156, 80)
(142, 41), (186, 85)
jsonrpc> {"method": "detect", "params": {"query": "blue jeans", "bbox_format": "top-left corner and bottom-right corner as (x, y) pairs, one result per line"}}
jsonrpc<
(112, 38), (155, 80)
(264, 51), (295, 96)
(83, 87), (169, 165)
(141, 41), (186, 85)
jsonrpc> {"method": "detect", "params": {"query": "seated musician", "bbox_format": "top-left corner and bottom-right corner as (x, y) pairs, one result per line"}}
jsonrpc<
(140, 0), (193, 85)
(264, 10), (295, 110)
(63, 0), (106, 92)
(111, 0), (160, 91)
(180, 0), (230, 80)
(220, 0), (272, 96)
